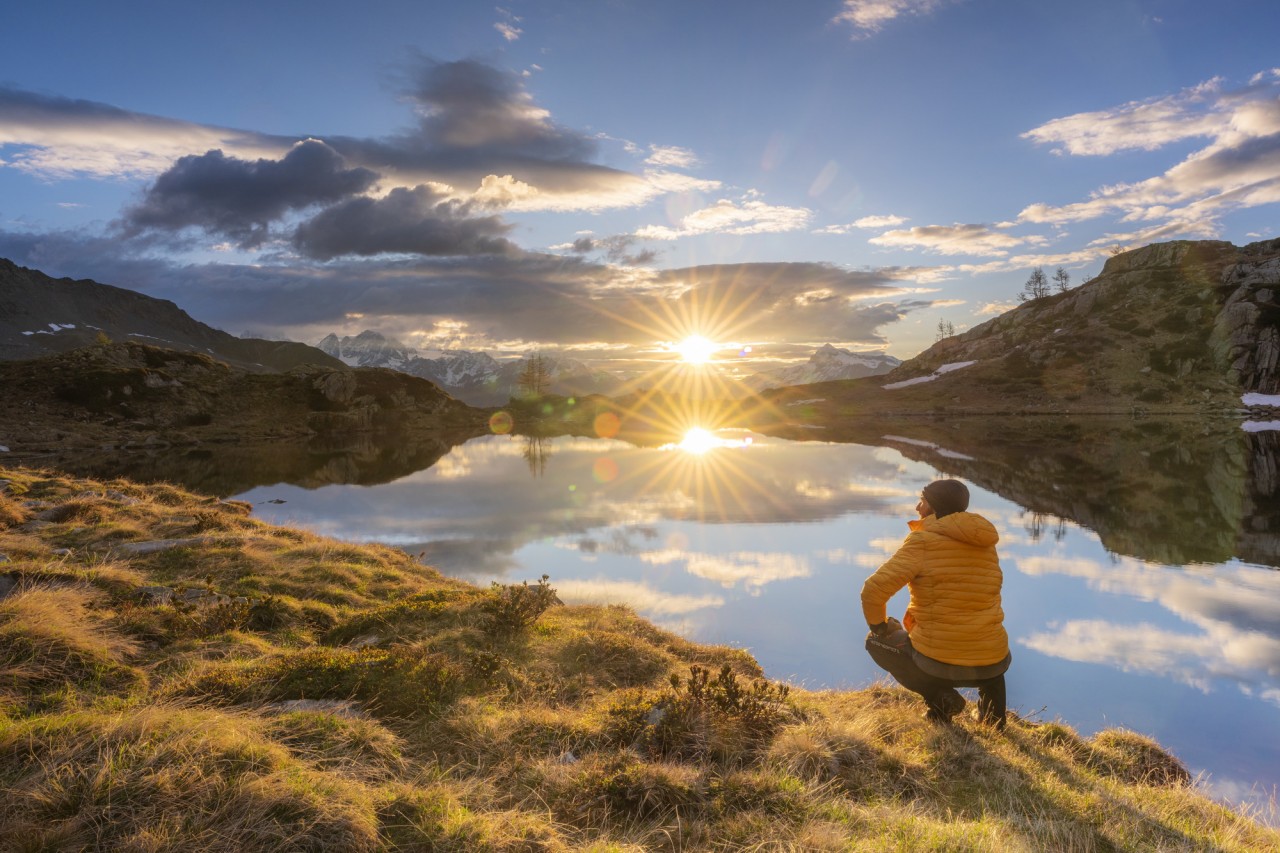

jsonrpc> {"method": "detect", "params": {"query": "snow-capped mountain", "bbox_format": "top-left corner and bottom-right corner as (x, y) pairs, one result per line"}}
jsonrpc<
(744, 344), (901, 391)
(316, 330), (415, 369)
(315, 330), (627, 405)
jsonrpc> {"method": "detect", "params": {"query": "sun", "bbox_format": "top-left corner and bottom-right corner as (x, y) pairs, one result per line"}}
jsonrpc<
(673, 335), (718, 364)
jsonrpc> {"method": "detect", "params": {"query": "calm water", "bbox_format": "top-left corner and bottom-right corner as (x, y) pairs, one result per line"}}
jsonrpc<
(226, 424), (1280, 817)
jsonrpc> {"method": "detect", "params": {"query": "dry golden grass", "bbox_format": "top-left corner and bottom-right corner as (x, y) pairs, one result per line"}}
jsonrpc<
(1, 464), (1277, 851)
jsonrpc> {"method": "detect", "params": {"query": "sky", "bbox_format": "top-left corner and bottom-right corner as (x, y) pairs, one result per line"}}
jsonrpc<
(3, 0), (1279, 373)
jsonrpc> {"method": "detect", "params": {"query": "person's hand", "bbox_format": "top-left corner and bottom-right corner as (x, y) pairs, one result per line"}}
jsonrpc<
(870, 616), (903, 637)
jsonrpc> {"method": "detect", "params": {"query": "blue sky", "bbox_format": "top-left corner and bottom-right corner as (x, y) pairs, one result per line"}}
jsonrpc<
(3, 0), (1279, 370)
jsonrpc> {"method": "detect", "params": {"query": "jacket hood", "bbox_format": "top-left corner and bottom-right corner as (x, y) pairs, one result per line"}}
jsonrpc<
(909, 512), (999, 547)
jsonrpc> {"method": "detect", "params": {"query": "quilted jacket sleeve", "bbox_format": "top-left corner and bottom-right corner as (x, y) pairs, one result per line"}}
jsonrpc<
(861, 533), (923, 626)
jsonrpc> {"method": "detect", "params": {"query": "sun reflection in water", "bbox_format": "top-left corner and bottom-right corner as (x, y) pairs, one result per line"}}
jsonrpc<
(673, 427), (753, 455)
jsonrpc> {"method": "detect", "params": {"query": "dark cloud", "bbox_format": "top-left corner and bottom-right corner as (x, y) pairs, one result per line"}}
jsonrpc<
(0, 228), (930, 352)
(568, 234), (658, 266)
(119, 141), (376, 246)
(322, 58), (644, 199)
(292, 185), (518, 260)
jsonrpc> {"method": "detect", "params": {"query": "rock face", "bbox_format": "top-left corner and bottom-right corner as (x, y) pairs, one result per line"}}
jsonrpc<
(1214, 248), (1280, 394)
(0, 259), (343, 372)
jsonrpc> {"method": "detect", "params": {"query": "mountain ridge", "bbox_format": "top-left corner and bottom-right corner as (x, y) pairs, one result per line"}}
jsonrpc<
(0, 258), (342, 373)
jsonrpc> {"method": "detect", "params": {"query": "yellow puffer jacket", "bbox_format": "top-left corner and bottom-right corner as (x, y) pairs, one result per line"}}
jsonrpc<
(861, 512), (1008, 667)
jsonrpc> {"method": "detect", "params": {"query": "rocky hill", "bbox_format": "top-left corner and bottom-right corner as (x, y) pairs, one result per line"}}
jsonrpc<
(763, 239), (1280, 416)
(0, 342), (488, 454)
(0, 259), (342, 373)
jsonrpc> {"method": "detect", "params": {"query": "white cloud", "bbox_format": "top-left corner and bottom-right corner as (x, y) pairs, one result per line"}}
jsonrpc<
(1019, 71), (1280, 232)
(635, 197), (813, 240)
(869, 223), (1048, 257)
(814, 214), (908, 234)
(1021, 78), (1228, 157)
(976, 300), (1018, 316)
(494, 22), (522, 41)
(833, 0), (950, 37)
(645, 144), (699, 169)
(494, 6), (523, 41)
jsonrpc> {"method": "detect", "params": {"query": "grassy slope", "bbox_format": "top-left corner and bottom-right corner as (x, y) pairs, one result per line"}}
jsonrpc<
(1, 467), (1275, 851)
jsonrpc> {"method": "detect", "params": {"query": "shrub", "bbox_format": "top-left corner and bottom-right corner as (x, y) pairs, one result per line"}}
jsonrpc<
(642, 665), (793, 762)
(481, 574), (558, 638)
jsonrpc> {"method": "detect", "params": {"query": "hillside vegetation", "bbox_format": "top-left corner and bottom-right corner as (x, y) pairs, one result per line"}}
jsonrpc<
(1, 467), (1276, 851)
(763, 239), (1280, 418)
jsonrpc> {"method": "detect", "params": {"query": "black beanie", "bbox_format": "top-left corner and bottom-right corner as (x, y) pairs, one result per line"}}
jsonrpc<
(922, 479), (969, 518)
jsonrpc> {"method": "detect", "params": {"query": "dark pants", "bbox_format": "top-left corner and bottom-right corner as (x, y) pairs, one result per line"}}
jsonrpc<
(866, 631), (1007, 728)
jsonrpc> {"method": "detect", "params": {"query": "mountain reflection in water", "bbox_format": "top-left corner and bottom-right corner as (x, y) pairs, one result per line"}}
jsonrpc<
(29, 417), (1280, 813)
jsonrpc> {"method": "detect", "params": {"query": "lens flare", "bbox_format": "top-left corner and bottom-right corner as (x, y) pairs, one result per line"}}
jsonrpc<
(594, 411), (621, 438)
(593, 457), (619, 483)
(488, 411), (513, 434)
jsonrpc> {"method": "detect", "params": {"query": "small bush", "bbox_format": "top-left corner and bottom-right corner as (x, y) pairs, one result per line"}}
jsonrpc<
(643, 665), (792, 762)
(481, 574), (558, 638)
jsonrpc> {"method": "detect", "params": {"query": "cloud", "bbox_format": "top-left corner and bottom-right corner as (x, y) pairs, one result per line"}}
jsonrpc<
(0, 226), (937, 351)
(635, 198), (813, 240)
(814, 214), (909, 234)
(976, 300), (1018, 316)
(1019, 71), (1280, 232)
(0, 86), (291, 179)
(869, 223), (1048, 257)
(560, 233), (658, 266)
(291, 185), (519, 260)
(832, 0), (950, 37)
(1021, 78), (1230, 157)
(118, 140), (377, 247)
(494, 7), (523, 41)
(645, 145), (699, 168)
(0, 59), (702, 214)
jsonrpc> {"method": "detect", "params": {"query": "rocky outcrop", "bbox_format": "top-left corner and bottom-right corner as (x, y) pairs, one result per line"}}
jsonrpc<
(1215, 246), (1280, 394)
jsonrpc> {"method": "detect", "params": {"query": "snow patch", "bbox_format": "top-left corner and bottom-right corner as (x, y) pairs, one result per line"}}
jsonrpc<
(883, 360), (976, 390)
(787, 398), (826, 407)
(1242, 421), (1280, 433)
(0, 445), (9, 453)
(1242, 393), (1280, 408)
(881, 434), (974, 461)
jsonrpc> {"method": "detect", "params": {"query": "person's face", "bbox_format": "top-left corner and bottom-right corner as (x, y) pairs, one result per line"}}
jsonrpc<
(916, 494), (933, 518)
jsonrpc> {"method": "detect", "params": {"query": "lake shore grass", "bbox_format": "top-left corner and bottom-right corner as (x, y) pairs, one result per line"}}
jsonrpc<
(1, 464), (1276, 851)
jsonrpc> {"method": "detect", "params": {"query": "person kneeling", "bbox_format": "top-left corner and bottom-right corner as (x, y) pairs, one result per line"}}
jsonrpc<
(860, 479), (1010, 727)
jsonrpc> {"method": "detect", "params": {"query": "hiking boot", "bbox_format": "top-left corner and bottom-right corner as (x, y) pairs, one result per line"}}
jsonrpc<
(924, 690), (966, 724)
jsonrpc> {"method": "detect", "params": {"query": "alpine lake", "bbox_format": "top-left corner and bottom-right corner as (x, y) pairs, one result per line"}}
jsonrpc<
(47, 413), (1280, 819)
